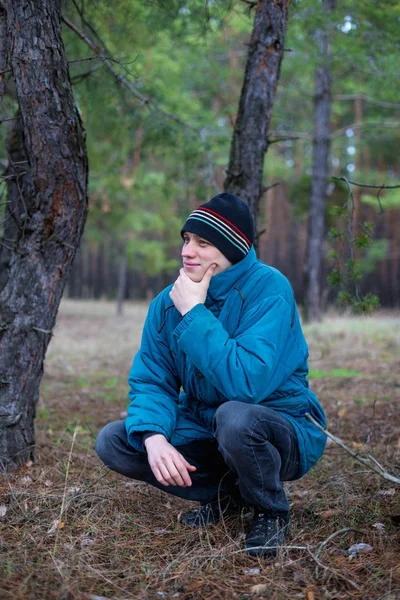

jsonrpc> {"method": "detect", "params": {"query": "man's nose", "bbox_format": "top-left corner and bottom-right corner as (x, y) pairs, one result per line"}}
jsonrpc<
(182, 241), (196, 257)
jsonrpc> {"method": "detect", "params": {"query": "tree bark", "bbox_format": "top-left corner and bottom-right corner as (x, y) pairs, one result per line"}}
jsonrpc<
(0, 0), (88, 470)
(0, 3), (7, 113)
(303, 0), (335, 322)
(0, 112), (32, 292)
(223, 0), (288, 239)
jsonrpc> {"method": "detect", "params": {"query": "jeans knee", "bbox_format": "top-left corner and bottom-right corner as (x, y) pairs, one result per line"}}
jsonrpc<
(214, 402), (247, 450)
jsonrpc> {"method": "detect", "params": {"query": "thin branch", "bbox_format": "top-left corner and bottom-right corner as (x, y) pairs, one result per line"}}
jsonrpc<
(268, 131), (311, 144)
(307, 546), (361, 591)
(0, 116), (20, 124)
(32, 326), (53, 335)
(306, 413), (400, 485)
(332, 177), (400, 190)
(61, 15), (199, 133)
(52, 427), (78, 556)
(333, 94), (400, 109)
(70, 63), (103, 84)
(339, 176), (361, 299)
(68, 54), (108, 64)
(314, 527), (362, 578)
(330, 121), (400, 139)
(262, 181), (281, 194)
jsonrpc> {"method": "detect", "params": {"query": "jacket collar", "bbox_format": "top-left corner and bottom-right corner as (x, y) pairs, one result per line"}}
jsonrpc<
(206, 246), (257, 303)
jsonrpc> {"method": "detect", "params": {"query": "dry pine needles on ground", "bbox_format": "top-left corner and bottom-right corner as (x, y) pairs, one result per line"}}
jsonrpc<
(1, 301), (399, 600)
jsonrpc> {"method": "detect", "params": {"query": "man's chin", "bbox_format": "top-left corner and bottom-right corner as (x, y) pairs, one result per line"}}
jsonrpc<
(184, 267), (204, 282)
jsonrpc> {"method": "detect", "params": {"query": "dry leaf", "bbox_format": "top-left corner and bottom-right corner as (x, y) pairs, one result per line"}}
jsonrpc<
(47, 519), (65, 534)
(352, 442), (363, 450)
(306, 591), (315, 600)
(347, 543), (373, 556)
(250, 583), (268, 594)
(372, 522), (385, 531)
(25, 460), (33, 468)
(379, 488), (395, 497)
(20, 475), (33, 485)
(81, 538), (95, 547)
(320, 509), (340, 518)
(0, 504), (7, 518)
(244, 568), (260, 575)
(44, 480), (53, 488)
(338, 408), (348, 418)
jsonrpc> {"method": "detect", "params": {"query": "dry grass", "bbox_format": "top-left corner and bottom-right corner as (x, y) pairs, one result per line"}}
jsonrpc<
(1, 300), (399, 600)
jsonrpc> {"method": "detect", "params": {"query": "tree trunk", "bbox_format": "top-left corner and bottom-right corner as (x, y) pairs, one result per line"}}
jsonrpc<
(0, 112), (32, 293)
(116, 253), (127, 317)
(223, 0), (288, 239)
(0, 0), (88, 470)
(303, 0), (335, 322)
(0, 4), (7, 112)
(352, 96), (363, 238)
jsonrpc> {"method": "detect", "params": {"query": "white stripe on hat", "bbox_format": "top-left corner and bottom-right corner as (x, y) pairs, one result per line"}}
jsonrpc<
(189, 209), (250, 253)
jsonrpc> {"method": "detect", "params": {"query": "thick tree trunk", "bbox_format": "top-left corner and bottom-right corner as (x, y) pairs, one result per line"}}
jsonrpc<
(223, 0), (288, 239)
(0, 0), (88, 470)
(0, 113), (32, 292)
(303, 0), (335, 322)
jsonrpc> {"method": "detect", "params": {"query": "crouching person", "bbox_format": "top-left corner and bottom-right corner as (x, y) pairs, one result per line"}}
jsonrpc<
(95, 193), (327, 557)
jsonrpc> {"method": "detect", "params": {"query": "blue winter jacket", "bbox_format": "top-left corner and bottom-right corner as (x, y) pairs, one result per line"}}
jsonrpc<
(125, 247), (327, 478)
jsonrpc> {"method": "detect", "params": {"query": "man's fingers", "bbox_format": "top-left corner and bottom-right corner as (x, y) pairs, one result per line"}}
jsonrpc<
(157, 458), (188, 487)
(182, 457), (197, 471)
(152, 465), (170, 487)
(158, 462), (177, 486)
(174, 460), (193, 486)
(201, 263), (217, 283)
(165, 458), (187, 487)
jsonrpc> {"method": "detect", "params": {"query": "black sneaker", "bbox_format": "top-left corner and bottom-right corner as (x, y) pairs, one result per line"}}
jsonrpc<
(180, 496), (242, 528)
(245, 511), (290, 557)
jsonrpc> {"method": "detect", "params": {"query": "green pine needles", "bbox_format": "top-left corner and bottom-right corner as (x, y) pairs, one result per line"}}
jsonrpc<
(327, 179), (380, 315)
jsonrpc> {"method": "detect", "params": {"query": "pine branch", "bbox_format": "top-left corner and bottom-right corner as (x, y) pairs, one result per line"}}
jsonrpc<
(61, 16), (199, 133)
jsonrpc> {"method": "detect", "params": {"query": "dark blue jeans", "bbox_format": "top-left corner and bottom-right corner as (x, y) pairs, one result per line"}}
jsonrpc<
(95, 401), (300, 517)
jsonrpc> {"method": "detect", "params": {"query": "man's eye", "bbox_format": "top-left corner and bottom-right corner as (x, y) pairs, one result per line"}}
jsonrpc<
(199, 240), (209, 246)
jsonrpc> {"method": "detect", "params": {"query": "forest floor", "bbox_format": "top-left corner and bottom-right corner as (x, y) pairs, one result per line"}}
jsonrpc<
(1, 300), (399, 600)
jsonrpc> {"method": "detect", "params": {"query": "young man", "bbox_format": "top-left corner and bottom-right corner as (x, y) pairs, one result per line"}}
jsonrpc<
(95, 192), (327, 557)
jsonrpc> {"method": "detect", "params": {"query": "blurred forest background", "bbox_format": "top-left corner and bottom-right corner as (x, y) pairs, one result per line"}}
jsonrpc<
(2, 0), (399, 310)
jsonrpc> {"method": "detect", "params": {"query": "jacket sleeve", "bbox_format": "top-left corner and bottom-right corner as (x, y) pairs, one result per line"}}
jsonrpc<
(173, 294), (306, 403)
(125, 294), (180, 452)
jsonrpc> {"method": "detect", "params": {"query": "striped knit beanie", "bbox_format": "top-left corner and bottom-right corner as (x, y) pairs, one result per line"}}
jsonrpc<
(181, 192), (254, 264)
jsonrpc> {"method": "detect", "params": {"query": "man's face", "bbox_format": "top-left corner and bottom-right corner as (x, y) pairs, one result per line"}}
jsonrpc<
(181, 232), (232, 282)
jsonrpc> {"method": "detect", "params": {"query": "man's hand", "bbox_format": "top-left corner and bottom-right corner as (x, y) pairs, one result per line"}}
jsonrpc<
(169, 264), (216, 315)
(144, 434), (197, 487)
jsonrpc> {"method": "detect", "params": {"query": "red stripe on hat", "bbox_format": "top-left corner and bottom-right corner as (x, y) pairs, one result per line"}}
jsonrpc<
(197, 207), (252, 246)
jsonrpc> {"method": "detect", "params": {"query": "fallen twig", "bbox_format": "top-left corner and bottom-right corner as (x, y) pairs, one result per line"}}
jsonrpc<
(52, 426), (78, 556)
(314, 527), (362, 578)
(306, 413), (400, 485)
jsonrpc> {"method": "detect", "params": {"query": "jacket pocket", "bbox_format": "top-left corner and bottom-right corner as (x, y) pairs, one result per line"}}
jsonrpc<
(262, 396), (309, 418)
